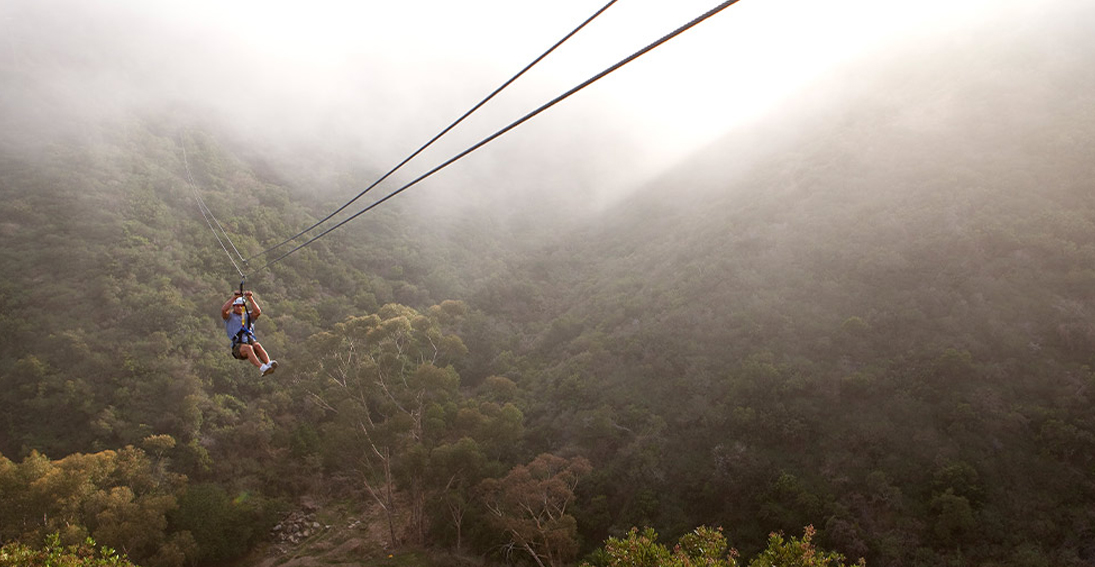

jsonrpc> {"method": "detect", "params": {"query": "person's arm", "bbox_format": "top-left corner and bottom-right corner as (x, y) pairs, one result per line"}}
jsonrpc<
(245, 291), (262, 319)
(221, 295), (237, 320)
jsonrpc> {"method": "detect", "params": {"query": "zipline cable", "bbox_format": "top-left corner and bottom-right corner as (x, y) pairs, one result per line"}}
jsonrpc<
(184, 145), (247, 268)
(245, 0), (621, 263)
(249, 0), (746, 276)
(182, 142), (248, 278)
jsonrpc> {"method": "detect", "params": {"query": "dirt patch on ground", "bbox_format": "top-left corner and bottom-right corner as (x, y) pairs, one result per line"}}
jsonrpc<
(251, 537), (374, 567)
(242, 493), (430, 567)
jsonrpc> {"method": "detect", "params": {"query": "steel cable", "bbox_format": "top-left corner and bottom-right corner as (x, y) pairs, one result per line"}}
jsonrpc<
(182, 142), (248, 278)
(246, 0), (621, 263)
(250, 0), (747, 276)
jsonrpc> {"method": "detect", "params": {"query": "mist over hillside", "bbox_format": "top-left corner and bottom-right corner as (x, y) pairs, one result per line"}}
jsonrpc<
(461, 4), (1095, 562)
(535, 0), (1095, 315)
(0, 0), (688, 225)
(3, 1), (1095, 566)
(466, 0), (1095, 368)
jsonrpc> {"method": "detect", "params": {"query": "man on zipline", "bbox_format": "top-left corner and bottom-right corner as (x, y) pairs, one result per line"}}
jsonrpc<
(221, 291), (278, 376)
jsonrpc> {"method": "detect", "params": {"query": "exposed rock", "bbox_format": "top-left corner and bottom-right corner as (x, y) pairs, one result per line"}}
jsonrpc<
(271, 510), (327, 545)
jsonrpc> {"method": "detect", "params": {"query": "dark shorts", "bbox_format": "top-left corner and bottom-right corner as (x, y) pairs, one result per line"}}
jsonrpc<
(231, 336), (255, 360)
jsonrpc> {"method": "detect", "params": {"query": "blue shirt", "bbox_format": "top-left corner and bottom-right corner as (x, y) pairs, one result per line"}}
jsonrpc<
(225, 311), (255, 343)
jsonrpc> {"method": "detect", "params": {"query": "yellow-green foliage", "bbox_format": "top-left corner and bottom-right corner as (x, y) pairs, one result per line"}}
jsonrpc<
(582, 526), (738, 567)
(0, 533), (139, 567)
(0, 447), (194, 567)
(749, 526), (863, 567)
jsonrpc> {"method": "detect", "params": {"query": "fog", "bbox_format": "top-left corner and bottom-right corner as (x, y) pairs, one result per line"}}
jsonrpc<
(0, 0), (1082, 214)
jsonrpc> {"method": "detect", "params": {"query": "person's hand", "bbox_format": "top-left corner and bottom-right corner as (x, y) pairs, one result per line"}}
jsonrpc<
(244, 291), (253, 298)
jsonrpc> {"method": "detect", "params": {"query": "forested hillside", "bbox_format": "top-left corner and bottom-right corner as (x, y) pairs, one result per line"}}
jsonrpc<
(3, 1), (1095, 566)
(473, 6), (1095, 565)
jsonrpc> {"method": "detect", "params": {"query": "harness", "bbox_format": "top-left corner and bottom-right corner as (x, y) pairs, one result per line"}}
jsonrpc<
(233, 315), (255, 345)
(232, 279), (256, 346)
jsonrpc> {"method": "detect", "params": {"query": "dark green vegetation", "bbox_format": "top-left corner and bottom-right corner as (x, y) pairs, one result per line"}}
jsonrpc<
(3, 2), (1095, 566)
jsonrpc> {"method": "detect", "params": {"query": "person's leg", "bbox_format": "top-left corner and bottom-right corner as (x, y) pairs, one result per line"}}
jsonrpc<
(252, 342), (272, 365)
(239, 344), (262, 368)
(253, 341), (277, 375)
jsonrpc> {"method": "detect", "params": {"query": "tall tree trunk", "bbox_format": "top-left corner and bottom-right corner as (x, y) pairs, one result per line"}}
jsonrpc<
(450, 503), (465, 553)
(522, 540), (548, 567)
(384, 451), (397, 547)
(361, 444), (398, 549)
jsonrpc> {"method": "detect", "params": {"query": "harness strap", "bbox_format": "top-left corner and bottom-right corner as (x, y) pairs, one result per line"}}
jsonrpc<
(233, 327), (254, 344)
(235, 278), (254, 343)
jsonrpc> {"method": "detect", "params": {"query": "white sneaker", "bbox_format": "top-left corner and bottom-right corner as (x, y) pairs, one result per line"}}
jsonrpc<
(262, 360), (278, 376)
(259, 363), (270, 376)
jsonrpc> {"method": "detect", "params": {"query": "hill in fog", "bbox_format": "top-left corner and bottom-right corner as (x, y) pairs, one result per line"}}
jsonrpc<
(2, 1), (1095, 566)
(464, 4), (1095, 562)
(501, 0), (1095, 357)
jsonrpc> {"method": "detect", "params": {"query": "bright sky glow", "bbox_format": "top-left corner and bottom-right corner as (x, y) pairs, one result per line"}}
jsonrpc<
(185, 0), (999, 148)
(108, 0), (1021, 197)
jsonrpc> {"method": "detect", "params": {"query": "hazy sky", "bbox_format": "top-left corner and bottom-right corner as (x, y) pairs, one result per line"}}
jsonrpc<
(151, 0), (1010, 161)
(197, 0), (1001, 144)
(3, 0), (1045, 204)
